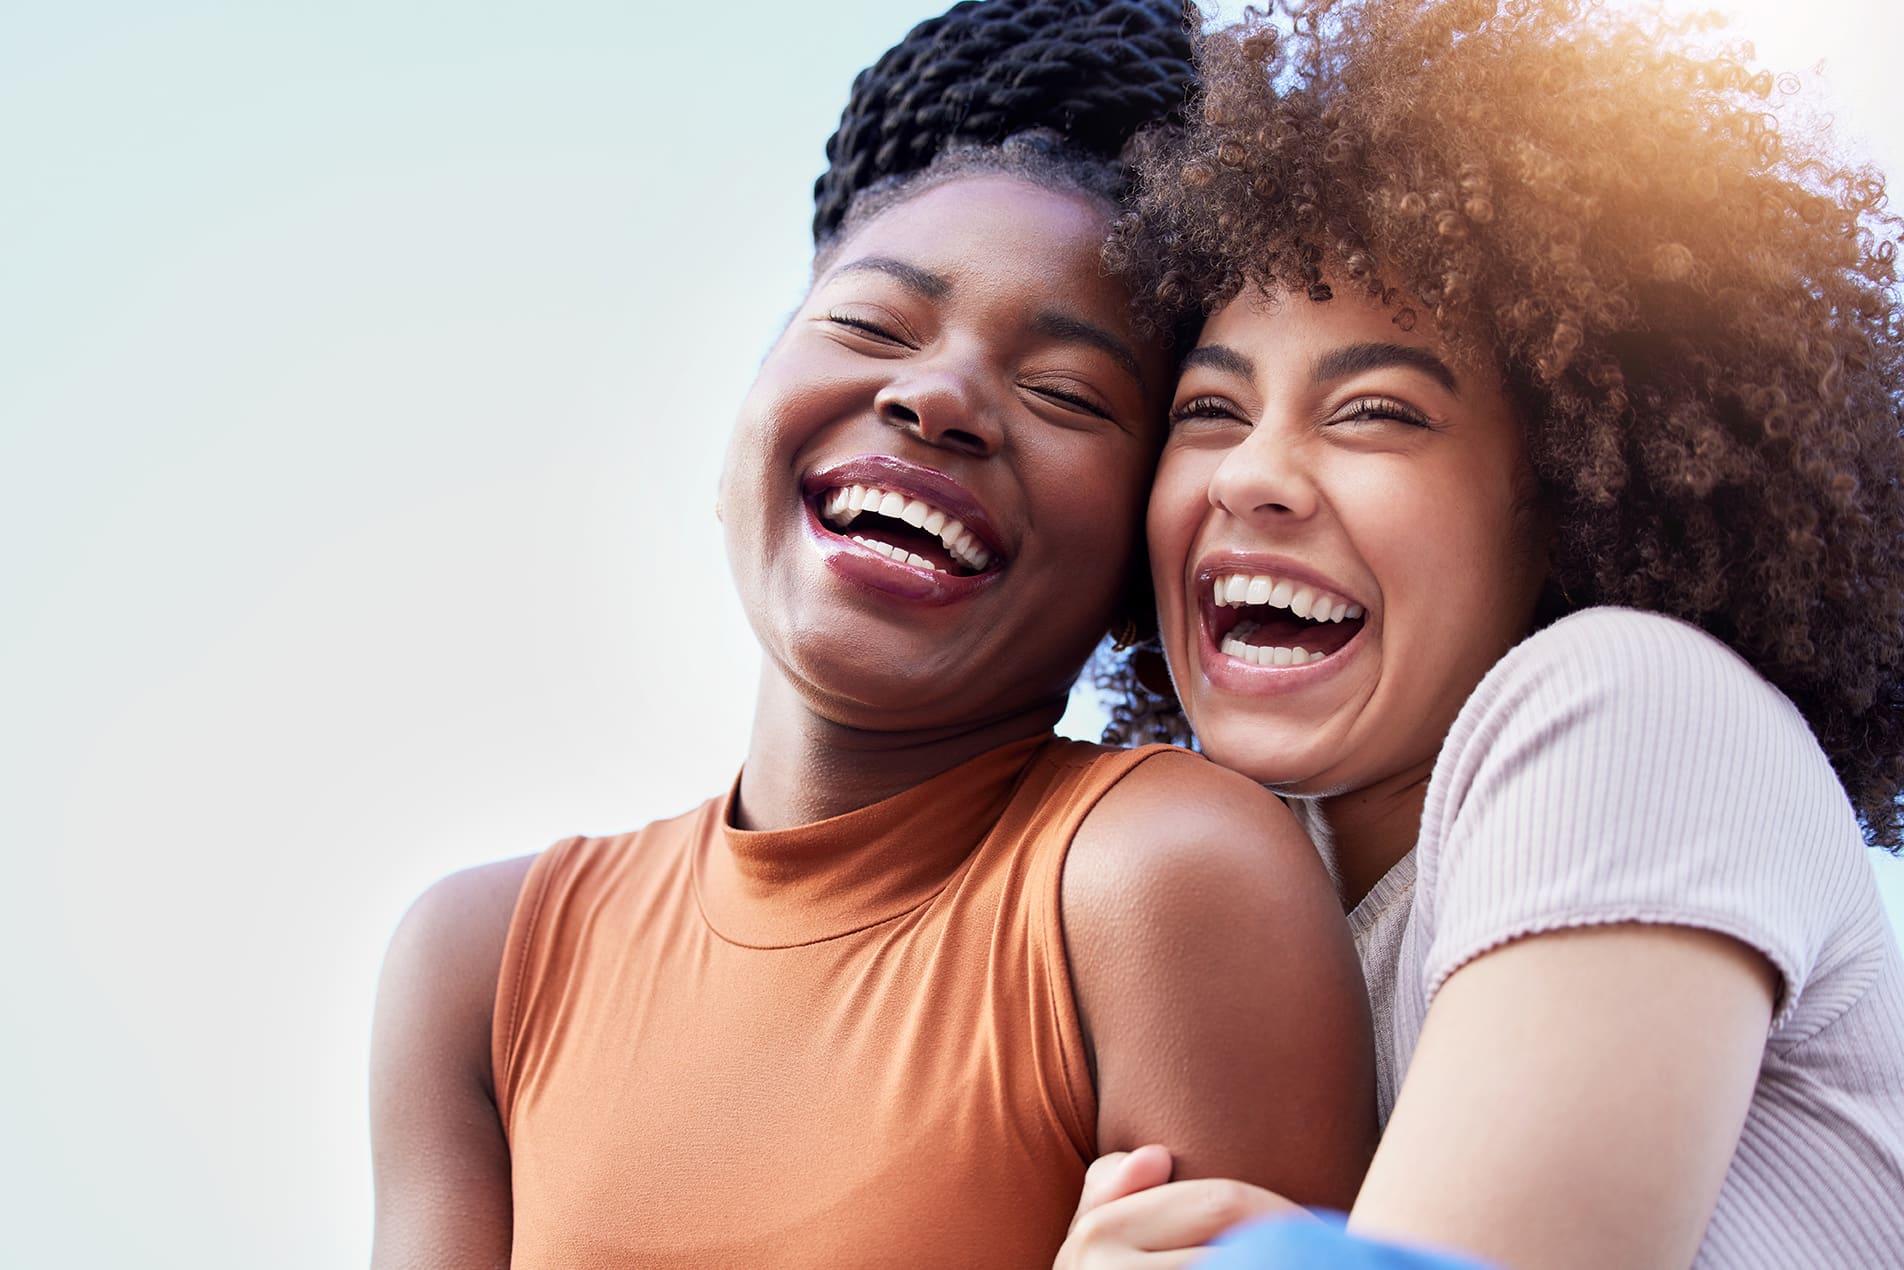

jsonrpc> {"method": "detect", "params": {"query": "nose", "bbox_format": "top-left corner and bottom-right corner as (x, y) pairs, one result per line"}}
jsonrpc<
(874, 360), (1003, 457)
(1207, 425), (1319, 522)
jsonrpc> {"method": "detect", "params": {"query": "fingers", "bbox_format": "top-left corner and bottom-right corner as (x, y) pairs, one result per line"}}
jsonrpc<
(1071, 1178), (1302, 1255)
(1074, 1145), (1176, 1228)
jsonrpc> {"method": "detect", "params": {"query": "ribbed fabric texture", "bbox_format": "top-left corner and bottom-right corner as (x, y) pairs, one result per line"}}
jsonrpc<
(1352, 607), (1904, 1266)
(493, 736), (1178, 1269)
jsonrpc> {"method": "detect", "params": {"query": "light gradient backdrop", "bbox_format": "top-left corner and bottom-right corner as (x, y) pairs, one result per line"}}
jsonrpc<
(3, 2), (1900, 1266)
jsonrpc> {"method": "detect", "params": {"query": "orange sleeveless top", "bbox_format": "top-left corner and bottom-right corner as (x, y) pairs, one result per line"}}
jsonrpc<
(492, 735), (1179, 1268)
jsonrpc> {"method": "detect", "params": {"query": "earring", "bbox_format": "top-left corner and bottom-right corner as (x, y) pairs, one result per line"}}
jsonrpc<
(1110, 617), (1140, 652)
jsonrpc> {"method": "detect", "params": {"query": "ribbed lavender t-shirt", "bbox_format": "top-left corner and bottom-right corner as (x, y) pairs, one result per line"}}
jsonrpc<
(1350, 607), (1904, 1267)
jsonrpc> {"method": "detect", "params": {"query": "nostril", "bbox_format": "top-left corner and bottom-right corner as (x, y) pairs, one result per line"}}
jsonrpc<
(883, 402), (921, 426)
(939, 427), (989, 453)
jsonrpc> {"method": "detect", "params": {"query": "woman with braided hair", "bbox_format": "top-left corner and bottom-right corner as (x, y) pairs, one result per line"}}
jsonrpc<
(368, 3), (1375, 1266)
(1060, 0), (1904, 1266)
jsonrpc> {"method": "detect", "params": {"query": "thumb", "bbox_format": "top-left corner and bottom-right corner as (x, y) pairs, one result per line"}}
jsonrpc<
(1072, 1145), (1175, 1228)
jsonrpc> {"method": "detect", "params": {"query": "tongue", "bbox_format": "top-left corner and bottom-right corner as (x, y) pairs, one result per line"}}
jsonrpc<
(1235, 610), (1361, 656)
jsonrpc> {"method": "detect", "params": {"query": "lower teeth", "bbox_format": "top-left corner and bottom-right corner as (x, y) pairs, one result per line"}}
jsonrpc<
(850, 535), (943, 573)
(1219, 636), (1327, 666)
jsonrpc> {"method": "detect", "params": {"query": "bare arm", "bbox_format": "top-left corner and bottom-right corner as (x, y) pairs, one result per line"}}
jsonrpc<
(1062, 754), (1376, 1210)
(369, 855), (536, 1270)
(1349, 922), (1776, 1269)
(1058, 922), (1776, 1268)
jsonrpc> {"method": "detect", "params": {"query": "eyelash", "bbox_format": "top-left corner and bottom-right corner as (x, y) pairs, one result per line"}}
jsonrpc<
(1334, 396), (1433, 429)
(826, 310), (906, 343)
(1168, 396), (1241, 427)
(1031, 382), (1114, 420)
(1167, 395), (1434, 429)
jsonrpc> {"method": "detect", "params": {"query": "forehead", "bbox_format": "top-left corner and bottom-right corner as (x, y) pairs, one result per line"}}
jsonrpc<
(1202, 286), (1446, 354)
(825, 175), (1120, 294)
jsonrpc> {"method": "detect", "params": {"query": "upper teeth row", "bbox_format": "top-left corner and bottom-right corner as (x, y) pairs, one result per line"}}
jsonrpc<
(1212, 572), (1364, 623)
(822, 484), (993, 572)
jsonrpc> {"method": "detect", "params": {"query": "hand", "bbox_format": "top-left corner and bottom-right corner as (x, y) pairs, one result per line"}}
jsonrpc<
(1072, 1146), (1176, 1230)
(1058, 1148), (1305, 1269)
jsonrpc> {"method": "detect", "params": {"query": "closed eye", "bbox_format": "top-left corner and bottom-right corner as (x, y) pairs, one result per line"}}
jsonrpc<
(1026, 379), (1115, 423)
(824, 309), (913, 347)
(1168, 395), (1247, 429)
(1329, 395), (1434, 429)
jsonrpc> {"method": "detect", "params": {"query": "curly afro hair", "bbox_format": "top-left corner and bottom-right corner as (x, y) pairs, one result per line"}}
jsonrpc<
(1106, 0), (1904, 849)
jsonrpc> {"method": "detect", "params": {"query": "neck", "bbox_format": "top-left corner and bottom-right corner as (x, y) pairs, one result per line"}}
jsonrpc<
(1298, 764), (1433, 910)
(733, 670), (1066, 831)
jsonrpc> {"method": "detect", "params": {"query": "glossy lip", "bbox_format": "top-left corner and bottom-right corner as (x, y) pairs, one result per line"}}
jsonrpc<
(1191, 551), (1370, 695)
(801, 454), (1009, 606)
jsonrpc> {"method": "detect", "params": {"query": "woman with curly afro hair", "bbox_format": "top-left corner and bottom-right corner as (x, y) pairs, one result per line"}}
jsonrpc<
(1060, 1), (1904, 1266)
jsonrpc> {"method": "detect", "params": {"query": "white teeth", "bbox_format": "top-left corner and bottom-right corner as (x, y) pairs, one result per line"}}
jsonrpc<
(823, 488), (855, 522)
(1209, 572), (1362, 624)
(850, 534), (946, 574)
(1218, 634), (1331, 666)
(822, 482), (996, 573)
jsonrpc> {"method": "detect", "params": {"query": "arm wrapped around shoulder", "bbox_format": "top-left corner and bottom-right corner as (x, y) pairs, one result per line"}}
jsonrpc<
(1416, 606), (1871, 1033)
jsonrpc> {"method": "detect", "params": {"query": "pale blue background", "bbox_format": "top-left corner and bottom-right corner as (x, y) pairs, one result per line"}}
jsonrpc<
(2, 2), (1899, 1266)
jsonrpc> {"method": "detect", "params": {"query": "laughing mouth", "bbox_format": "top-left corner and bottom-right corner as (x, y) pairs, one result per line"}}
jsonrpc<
(817, 482), (997, 576)
(1209, 571), (1366, 667)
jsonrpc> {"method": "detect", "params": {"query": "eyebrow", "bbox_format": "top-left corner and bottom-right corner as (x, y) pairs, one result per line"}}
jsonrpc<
(825, 255), (950, 299)
(1180, 344), (1255, 378)
(1032, 311), (1148, 392)
(1314, 341), (1459, 394)
(1182, 339), (1461, 397)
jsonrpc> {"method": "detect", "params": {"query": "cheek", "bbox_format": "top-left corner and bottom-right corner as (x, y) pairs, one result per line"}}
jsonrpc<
(1363, 464), (1534, 648)
(1145, 448), (1209, 598)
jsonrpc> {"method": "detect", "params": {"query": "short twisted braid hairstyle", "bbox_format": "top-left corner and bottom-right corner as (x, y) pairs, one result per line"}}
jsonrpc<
(1108, 0), (1904, 849)
(812, 0), (1198, 245)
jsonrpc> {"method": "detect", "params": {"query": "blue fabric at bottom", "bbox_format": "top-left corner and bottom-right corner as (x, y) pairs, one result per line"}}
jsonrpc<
(1202, 1213), (1496, 1269)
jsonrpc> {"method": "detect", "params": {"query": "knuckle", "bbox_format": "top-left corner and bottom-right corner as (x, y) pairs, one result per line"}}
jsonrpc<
(1193, 1179), (1255, 1227)
(1071, 1207), (1113, 1244)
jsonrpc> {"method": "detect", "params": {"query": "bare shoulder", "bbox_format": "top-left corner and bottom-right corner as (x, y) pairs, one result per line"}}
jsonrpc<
(370, 855), (537, 1270)
(1062, 748), (1373, 1206)
(1067, 747), (1321, 905)
(384, 857), (539, 1014)
(374, 853), (538, 1111)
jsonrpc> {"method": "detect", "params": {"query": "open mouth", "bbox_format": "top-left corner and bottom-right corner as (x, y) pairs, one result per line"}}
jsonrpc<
(815, 481), (1000, 577)
(1206, 571), (1366, 667)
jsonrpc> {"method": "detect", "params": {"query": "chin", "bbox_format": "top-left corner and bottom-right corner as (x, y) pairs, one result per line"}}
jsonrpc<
(1187, 713), (1329, 789)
